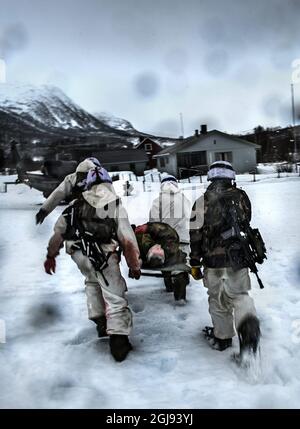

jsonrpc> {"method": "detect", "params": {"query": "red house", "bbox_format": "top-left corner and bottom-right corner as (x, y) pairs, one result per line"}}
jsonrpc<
(135, 137), (163, 169)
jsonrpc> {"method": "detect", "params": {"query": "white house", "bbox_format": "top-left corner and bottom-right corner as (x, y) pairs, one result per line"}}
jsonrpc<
(154, 126), (260, 177)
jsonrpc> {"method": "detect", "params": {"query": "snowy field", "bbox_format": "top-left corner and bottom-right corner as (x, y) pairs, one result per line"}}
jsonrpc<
(0, 173), (300, 409)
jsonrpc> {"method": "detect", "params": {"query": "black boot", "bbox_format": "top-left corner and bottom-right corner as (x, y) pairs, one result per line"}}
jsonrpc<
(237, 315), (261, 356)
(109, 335), (132, 362)
(91, 316), (107, 338)
(203, 326), (232, 351)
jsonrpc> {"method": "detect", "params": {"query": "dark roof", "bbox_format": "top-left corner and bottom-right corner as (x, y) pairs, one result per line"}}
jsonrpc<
(94, 149), (148, 164)
(135, 137), (162, 149)
(154, 129), (260, 157)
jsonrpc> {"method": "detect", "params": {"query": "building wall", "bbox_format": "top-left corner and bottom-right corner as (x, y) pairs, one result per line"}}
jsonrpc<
(157, 155), (177, 176)
(156, 133), (257, 175)
(104, 161), (147, 175)
(178, 133), (257, 173)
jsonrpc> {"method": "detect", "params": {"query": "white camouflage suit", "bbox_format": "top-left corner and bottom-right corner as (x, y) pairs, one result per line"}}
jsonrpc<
(149, 180), (191, 258)
(190, 190), (257, 340)
(44, 161), (141, 336)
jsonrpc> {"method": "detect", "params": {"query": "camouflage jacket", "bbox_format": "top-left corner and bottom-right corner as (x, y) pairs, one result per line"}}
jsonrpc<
(136, 222), (187, 266)
(189, 180), (252, 268)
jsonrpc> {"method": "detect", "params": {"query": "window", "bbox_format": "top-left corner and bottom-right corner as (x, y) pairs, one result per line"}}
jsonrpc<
(177, 151), (207, 168)
(145, 143), (152, 151)
(214, 152), (233, 162)
(160, 157), (166, 168)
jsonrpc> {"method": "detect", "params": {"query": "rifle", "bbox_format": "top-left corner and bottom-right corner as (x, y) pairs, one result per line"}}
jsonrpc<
(222, 199), (267, 289)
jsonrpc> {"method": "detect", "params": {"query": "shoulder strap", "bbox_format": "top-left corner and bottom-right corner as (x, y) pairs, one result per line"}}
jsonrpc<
(158, 194), (163, 222)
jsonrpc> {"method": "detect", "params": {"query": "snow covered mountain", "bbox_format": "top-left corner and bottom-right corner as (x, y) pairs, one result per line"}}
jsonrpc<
(0, 83), (180, 154)
(0, 83), (113, 135)
(94, 112), (137, 133)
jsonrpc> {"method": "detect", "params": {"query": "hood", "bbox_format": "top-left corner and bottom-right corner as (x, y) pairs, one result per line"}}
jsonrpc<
(160, 181), (181, 194)
(76, 159), (98, 173)
(82, 182), (118, 209)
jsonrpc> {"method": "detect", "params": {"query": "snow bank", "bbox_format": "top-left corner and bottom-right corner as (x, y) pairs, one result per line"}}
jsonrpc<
(0, 174), (300, 408)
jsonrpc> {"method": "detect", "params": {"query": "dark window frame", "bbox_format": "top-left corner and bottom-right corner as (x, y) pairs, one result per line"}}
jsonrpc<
(177, 151), (207, 169)
(214, 151), (233, 162)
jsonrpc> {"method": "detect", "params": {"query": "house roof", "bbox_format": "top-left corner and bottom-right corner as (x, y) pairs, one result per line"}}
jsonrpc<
(153, 129), (260, 157)
(134, 137), (162, 149)
(94, 149), (148, 164)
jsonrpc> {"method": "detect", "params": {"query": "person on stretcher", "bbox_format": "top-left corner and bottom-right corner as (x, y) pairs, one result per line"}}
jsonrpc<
(132, 222), (190, 301)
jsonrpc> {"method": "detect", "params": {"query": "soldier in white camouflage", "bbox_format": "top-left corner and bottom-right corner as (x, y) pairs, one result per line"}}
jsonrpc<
(190, 161), (261, 358)
(43, 160), (141, 362)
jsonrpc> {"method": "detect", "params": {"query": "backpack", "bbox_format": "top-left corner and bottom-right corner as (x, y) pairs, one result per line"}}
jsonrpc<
(202, 186), (250, 254)
(62, 197), (118, 284)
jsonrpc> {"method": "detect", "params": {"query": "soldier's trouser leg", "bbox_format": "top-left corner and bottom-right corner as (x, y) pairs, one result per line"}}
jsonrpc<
(85, 279), (106, 321)
(204, 268), (235, 339)
(70, 251), (105, 320)
(95, 253), (132, 336)
(171, 243), (190, 300)
(163, 273), (173, 292)
(203, 267), (257, 339)
(71, 251), (132, 336)
(222, 267), (257, 333)
(172, 272), (189, 300)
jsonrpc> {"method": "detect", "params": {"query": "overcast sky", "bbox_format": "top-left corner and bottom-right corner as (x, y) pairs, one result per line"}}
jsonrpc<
(0, 0), (300, 137)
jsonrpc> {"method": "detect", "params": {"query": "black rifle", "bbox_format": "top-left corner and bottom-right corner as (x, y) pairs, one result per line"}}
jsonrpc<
(222, 199), (267, 289)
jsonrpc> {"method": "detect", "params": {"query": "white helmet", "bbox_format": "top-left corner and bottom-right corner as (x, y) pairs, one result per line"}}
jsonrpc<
(207, 161), (236, 181)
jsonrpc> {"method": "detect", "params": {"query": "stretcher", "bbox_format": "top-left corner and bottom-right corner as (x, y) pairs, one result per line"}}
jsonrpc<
(140, 262), (191, 278)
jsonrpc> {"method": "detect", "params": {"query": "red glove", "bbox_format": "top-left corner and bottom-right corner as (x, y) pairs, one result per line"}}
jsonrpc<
(129, 269), (141, 280)
(44, 257), (56, 275)
(135, 224), (148, 234)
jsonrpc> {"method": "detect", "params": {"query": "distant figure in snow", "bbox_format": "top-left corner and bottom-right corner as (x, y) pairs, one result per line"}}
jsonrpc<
(190, 161), (265, 359)
(149, 174), (191, 301)
(35, 157), (116, 224)
(43, 162), (141, 362)
(123, 180), (133, 196)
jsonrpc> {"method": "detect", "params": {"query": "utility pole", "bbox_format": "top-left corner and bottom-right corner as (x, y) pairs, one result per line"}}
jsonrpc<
(179, 112), (184, 138)
(291, 83), (298, 160)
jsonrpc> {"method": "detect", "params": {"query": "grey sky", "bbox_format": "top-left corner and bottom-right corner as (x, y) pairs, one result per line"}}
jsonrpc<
(0, 0), (300, 137)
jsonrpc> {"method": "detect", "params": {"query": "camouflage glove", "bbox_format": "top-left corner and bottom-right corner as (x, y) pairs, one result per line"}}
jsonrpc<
(44, 256), (56, 275)
(36, 208), (48, 225)
(129, 268), (141, 280)
(191, 267), (203, 280)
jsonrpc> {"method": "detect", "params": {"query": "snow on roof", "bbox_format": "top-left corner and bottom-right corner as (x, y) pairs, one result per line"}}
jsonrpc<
(156, 129), (260, 156)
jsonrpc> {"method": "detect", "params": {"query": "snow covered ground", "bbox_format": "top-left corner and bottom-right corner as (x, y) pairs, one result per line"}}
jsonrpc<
(0, 174), (300, 409)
